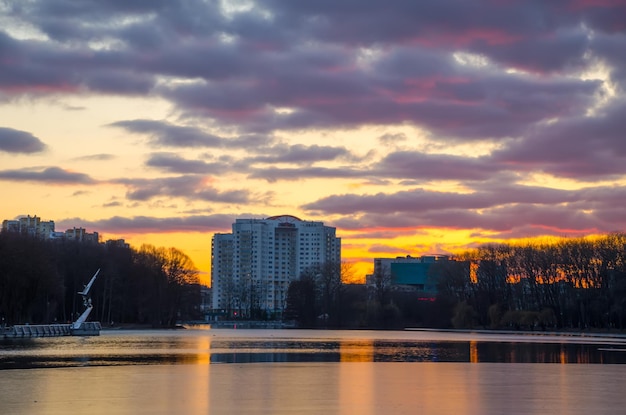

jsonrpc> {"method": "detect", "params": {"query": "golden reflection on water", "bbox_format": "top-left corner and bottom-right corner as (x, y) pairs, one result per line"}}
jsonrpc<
(335, 340), (475, 414)
(339, 340), (374, 362)
(470, 340), (478, 363)
(339, 340), (375, 415)
(194, 335), (211, 365)
(191, 336), (210, 413)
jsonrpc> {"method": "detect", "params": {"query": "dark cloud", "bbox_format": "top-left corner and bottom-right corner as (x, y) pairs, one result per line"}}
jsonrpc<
(110, 120), (224, 148)
(57, 213), (235, 234)
(0, 166), (95, 184)
(250, 144), (354, 164)
(0, 127), (47, 153)
(347, 229), (425, 239)
(304, 184), (626, 234)
(304, 188), (497, 215)
(332, 204), (602, 235)
(5, 0), (222, 43)
(491, 98), (626, 179)
(373, 151), (495, 181)
(16, 0), (172, 17)
(146, 143), (356, 176)
(82, 70), (154, 95)
(160, 44), (599, 140)
(115, 175), (263, 204)
(145, 153), (228, 174)
(0, 31), (156, 96)
(248, 166), (364, 182)
(469, 26), (590, 74)
(110, 119), (277, 149)
(1, 0), (618, 141)
(590, 32), (626, 87)
(261, 1), (623, 36)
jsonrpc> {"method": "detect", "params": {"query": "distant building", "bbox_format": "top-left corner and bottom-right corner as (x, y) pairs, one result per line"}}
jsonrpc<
(368, 255), (457, 294)
(105, 239), (130, 249)
(2, 215), (103, 245)
(211, 215), (341, 316)
(64, 227), (99, 244)
(2, 215), (55, 239)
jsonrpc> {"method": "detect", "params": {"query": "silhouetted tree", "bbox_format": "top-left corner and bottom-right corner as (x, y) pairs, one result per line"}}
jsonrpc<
(285, 275), (317, 327)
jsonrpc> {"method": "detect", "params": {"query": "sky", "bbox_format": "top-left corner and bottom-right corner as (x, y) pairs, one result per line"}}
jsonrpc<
(1, 0), (626, 284)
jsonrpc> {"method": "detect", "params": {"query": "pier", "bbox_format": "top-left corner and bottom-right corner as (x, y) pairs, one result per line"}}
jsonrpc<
(3, 324), (71, 338)
(1, 269), (102, 339)
(1, 322), (102, 339)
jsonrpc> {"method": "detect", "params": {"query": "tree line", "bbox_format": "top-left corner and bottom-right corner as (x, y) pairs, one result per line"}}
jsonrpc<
(284, 233), (626, 331)
(438, 233), (626, 331)
(0, 232), (201, 327)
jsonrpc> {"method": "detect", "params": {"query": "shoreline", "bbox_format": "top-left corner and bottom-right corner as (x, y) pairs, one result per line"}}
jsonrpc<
(102, 322), (626, 340)
(405, 327), (626, 340)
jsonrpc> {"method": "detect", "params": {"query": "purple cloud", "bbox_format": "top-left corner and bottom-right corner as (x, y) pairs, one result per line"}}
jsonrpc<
(304, 184), (626, 234)
(114, 175), (266, 204)
(0, 166), (95, 184)
(57, 213), (235, 234)
(492, 98), (626, 179)
(0, 127), (47, 153)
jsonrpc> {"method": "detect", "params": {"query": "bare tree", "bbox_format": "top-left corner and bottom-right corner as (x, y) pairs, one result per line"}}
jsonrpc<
(373, 263), (392, 307)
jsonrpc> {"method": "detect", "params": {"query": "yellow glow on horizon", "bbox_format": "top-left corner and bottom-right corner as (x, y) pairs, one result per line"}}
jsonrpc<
(339, 227), (500, 283)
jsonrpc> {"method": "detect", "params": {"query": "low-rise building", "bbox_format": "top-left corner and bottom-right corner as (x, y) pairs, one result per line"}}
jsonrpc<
(2, 215), (55, 239)
(368, 255), (461, 294)
(2, 215), (103, 245)
(64, 227), (99, 244)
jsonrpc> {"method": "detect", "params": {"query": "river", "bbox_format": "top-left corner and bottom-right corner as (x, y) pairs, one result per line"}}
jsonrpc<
(1, 327), (626, 414)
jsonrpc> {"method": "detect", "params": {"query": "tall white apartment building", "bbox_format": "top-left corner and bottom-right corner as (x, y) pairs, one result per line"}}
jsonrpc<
(211, 215), (341, 316)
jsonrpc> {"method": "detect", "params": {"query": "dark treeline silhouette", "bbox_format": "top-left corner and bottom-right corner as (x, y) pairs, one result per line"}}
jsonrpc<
(438, 233), (626, 331)
(285, 233), (626, 331)
(284, 260), (452, 329)
(0, 232), (201, 327)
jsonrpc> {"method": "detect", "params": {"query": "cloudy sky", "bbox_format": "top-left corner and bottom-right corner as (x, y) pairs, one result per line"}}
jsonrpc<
(1, 0), (625, 282)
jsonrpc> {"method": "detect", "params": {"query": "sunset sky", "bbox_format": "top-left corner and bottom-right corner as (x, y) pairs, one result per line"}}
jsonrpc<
(1, 0), (625, 283)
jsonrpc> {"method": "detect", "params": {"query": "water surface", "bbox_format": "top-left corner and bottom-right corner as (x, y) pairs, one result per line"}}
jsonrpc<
(1, 328), (626, 414)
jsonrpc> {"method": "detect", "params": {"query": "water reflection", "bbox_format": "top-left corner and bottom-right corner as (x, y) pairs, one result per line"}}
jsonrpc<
(207, 338), (626, 365)
(2, 329), (626, 369)
(3, 330), (626, 415)
(3, 361), (626, 415)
